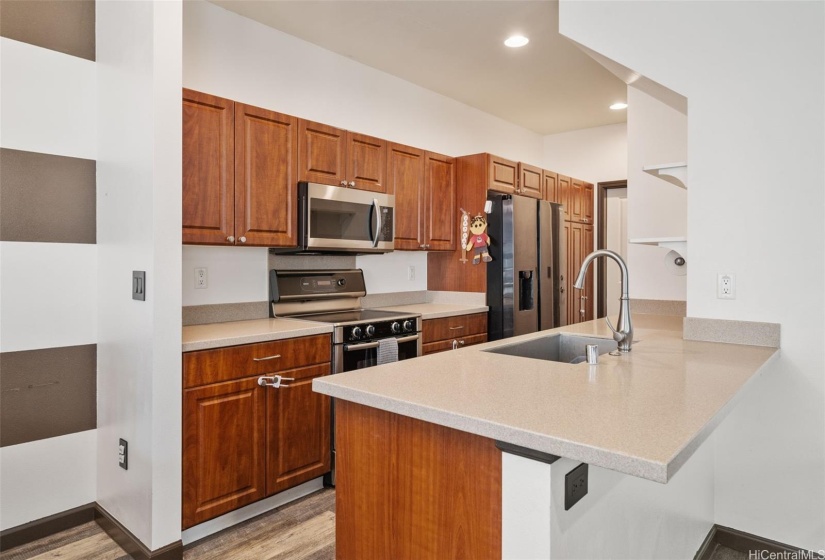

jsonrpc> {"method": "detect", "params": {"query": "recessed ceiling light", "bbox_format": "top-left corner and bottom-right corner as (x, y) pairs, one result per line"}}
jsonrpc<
(610, 102), (628, 110)
(504, 35), (529, 48)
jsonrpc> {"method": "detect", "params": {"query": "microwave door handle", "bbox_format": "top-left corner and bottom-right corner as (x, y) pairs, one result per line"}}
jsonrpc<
(371, 199), (381, 248)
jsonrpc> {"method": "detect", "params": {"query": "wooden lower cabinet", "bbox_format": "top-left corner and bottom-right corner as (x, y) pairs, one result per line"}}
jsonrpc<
(422, 313), (488, 355)
(182, 336), (331, 529)
(336, 400), (501, 560)
(565, 222), (595, 324)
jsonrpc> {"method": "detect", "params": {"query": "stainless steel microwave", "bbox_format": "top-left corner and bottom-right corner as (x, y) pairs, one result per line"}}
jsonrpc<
(273, 182), (395, 254)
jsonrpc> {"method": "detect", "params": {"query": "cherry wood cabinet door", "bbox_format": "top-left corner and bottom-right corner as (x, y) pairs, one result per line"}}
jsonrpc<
(182, 89), (235, 245)
(234, 103), (298, 247)
(582, 183), (594, 225)
(567, 222), (584, 324)
(518, 163), (543, 199)
(347, 132), (387, 193)
(387, 143), (426, 250)
(298, 119), (346, 186)
(570, 178), (585, 223)
(182, 376), (266, 529)
(543, 170), (559, 203)
(487, 155), (518, 194)
(558, 175), (572, 221)
(424, 152), (456, 251)
(583, 224), (594, 320)
(265, 364), (331, 496)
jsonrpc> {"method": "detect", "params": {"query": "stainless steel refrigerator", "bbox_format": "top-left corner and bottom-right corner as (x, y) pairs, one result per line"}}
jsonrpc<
(486, 193), (566, 340)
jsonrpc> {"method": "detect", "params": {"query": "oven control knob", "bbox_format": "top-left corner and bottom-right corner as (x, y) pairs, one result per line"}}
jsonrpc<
(365, 325), (376, 337)
(403, 320), (414, 332)
(337, 278), (346, 287)
(351, 326), (362, 340)
(391, 322), (401, 334)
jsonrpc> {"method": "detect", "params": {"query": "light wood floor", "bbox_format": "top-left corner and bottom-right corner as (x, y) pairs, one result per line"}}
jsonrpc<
(1, 489), (336, 560)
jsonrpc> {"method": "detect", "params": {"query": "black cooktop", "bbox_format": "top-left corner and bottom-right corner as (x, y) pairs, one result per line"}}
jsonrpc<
(291, 308), (417, 325)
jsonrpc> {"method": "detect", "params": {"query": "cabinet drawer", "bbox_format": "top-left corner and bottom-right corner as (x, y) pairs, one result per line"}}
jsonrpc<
(184, 334), (331, 389)
(423, 333), (488, 355)
(423, 313), (488, 344)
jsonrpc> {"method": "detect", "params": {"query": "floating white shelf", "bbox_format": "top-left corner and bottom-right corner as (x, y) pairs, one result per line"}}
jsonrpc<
(643, 162), (687, 189)
(629, 237), (687, 258)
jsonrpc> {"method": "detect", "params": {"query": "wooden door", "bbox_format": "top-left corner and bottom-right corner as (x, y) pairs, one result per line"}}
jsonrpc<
(182, 89), (235, 245)
(346, 132), (387, 193)
(543, 171), (558, 203)
(583, 224), (595, 320)
(558, 175), (571, 221)
(487, 155), (518, 194)
(570, 178), (585, 222)
(298, 119), (346, 186)
(582, 183), (594, 225)
(183, 377), (266, 528)
(518, 163), (543, 199)
(424, 152), (456, 251)
(265, 364), (331, 495)
(234, 103), (298, 247)
(388, 143), (426, 250)
(568, 222), (584, 324)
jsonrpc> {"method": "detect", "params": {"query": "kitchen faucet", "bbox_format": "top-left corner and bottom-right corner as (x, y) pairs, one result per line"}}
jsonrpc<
(574, 249), (633, 353)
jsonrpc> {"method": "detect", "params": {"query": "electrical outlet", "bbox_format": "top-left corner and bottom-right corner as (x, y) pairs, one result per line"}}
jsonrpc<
(717, 273), (736, 299)
(118, 438), (128, 470)
(408, 265), (415, 281)
(195, 267), (208, 289)
(565, 463), (588, 510)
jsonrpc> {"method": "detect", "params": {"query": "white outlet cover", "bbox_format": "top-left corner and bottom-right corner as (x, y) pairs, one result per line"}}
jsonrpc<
(717, 273), (736, 299)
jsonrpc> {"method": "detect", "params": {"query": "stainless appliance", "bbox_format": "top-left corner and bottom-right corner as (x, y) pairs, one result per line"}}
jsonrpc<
(269, 269), (421, 486)
(486, 193), (566, 340)
(271, 182), (395, 254)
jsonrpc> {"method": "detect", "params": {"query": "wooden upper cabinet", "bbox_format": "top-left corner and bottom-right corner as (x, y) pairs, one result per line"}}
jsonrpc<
(346, 132), (387, 193)
(558, 175), (572, 220)
(388, 143), (426, 250)
(266, 364), (331, 495)
(182, 89), (235, 245)
(543, 170), (559, 203)
(298, 119), (346, 186)
(570, 178), (585, 222)
(488, 155), (518, 194)
(518, 163), (543, 199)
(582, 183), (594, 224)
(234, 103), (298, 247)
(424, 152), (456, 251)
(182, 376), (266, 529)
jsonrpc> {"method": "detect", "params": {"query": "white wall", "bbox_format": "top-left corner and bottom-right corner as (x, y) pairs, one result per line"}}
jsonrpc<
(0, 38), (98, 530)
(96, 0), (182, 550)
(542, 122), (627, 185)
(181, 0), (545, 305)
(560, 0), (825, 550)
(626, 85), (688, 301)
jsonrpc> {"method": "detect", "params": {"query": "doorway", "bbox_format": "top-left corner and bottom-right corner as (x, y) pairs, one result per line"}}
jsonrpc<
(596, 180), (628, 319)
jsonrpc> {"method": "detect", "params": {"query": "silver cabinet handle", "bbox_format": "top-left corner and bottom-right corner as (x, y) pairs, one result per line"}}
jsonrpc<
(253, 354), (281, 362)
(258, 375), (294, 388)
(340, 180), (347, 187)
(239, 236), (247, 243)
(349, 181), (356, 188)
(452, 340), (458, 350)
(459, 340), (465, 346)
(449, 325), (465, 330)
(226, 235), (235, 243)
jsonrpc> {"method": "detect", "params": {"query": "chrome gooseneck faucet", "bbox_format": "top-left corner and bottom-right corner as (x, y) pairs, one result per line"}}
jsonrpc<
(574, 249), (633, 353)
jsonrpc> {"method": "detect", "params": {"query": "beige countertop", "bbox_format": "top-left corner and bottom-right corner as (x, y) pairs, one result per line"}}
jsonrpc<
(182, 318), (333, 352)
(376, 303), (488, 320)
(313, 314), (779, 483)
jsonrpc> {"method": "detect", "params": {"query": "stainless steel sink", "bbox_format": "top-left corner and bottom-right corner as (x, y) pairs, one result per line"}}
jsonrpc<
(484, 333), (618, 364)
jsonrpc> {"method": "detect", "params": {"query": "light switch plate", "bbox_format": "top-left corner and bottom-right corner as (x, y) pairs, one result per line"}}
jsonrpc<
(132, 271), (146, 301)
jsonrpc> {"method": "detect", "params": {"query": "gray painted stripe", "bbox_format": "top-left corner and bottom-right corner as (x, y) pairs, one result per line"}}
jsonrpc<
(0, 344), (96, 447)
(0, 0), (95, 61)
(0, 149), (96, 244)
(683, 317), (781, 348)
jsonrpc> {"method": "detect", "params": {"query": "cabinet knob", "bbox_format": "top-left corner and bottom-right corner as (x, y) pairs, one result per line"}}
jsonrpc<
(348, 181), (356, 188)
(239, 236), (247, 243)
(420, 244), (431, 249)
(340, 181), (347, 187)
(226, 235), (235, 243)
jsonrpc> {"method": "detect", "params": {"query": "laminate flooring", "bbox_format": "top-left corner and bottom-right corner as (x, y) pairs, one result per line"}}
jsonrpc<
(1, 489), (336, 560)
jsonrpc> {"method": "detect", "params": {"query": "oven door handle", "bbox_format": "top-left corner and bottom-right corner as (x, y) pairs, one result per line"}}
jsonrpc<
(343, 334), (419, 352)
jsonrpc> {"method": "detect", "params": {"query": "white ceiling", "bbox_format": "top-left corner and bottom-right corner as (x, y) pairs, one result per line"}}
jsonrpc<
(208, 1), (627, 136)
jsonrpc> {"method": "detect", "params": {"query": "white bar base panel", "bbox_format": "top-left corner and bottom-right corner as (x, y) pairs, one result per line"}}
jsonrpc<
(502, 437), (715, 559)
